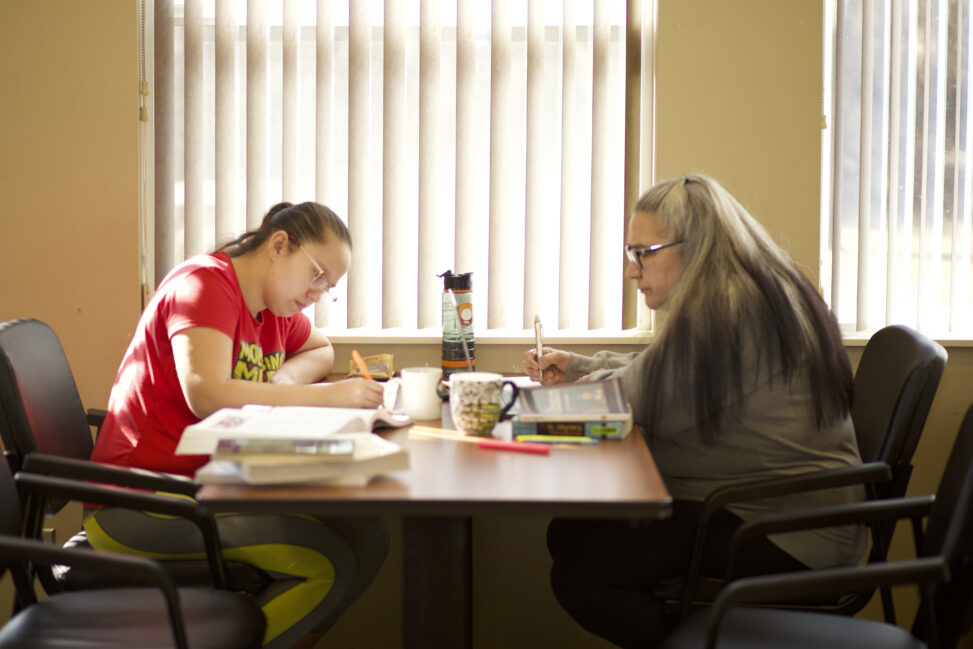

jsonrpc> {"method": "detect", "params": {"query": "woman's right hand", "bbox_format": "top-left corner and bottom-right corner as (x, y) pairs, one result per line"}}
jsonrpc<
(320, 377), (386, 409)
(522, 348), (571, 385)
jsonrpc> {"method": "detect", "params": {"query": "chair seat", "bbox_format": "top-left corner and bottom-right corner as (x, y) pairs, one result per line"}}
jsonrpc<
(662, 607), (926, 649)
(56, 529), (273, 595)
(57, 558), (273, 594)
(0, 587), (265, 649)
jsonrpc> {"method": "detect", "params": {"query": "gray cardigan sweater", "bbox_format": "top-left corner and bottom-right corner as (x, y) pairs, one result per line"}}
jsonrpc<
(567, 348), (866, 570)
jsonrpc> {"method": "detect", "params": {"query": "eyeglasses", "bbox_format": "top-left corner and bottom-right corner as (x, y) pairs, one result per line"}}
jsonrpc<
(624, 241), (684, 269)
(288, 236), (338, 302)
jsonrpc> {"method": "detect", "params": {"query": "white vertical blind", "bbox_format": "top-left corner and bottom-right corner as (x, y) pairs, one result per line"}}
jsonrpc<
(917, 0), (948, 335)
(417, 0), (441, 330)
(453, 0), (476, 279)
(214, 0), (236, 246)
(952, 0), (973, 332)
(155, 0), (649, 336)
(624, 0), (644, 328)
(346, 0), (368, 328)
(588, 0), (609, 329)
(488, 0), (511, 329)
(827, 0), (973, 337)
(282, 0), (299, 200)
(314, 0), (332, 205)
(155, 0), (175, 285)
(184, 0), (206, 256)
(245, 0), (267, 229)
(523, 0), (545, 329)
(558, 0), (577, 331)
(383, 0), (405, 329)
(885, 0), (918, 327)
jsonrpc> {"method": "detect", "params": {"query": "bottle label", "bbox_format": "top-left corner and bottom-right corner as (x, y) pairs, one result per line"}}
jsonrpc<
(457, 302), (473, 328)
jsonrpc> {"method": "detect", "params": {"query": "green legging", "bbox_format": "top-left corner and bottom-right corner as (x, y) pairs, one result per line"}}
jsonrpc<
(82, 504), (388, 649)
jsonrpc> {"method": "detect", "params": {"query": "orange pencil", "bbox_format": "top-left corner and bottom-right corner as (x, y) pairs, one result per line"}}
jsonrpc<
(351, 349), (372, 379)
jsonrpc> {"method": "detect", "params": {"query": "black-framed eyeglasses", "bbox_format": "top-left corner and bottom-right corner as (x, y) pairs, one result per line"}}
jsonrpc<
(624, 241), (684, 269)
(287, 235), (338, 302)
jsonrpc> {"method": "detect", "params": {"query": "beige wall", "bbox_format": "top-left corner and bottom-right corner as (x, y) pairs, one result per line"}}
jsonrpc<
(1, 1), (970, 647)
(654, 0), (824, 282)
(0, 1), (140, 408)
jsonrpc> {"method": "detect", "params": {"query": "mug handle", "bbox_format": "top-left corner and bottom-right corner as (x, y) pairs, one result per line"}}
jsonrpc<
(384, 378), (403, 413)
(499, 380), (520, 419)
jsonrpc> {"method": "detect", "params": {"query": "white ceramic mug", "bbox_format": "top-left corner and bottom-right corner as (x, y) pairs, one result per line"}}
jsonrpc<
(448, 372), (519, 437)
(386, 367), (443, 420)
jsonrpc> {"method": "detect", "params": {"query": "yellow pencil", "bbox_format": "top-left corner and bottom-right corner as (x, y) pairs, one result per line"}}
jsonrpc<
(351, 349), (372, 379)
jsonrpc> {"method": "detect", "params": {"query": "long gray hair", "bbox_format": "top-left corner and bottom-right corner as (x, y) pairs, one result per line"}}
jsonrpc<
(638, 174), (852, 442)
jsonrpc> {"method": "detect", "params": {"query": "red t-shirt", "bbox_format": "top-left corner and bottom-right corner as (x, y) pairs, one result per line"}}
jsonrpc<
(90, 253), (312, 477)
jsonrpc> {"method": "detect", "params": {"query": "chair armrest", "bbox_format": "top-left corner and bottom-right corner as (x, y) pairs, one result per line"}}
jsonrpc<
(678, 462), (892, 618)
(86, 408), (108, 430)
(728, 495), (935, 564)
(700, 462), (893, 521)
(0, 534), (191, 649)
(22, 452), (199, 497)
(702, 557), (948, 649)
(14, 471), (226, 588)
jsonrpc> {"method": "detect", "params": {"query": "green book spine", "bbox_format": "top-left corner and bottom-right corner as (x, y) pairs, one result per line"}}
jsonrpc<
(511, 419), (626, 439)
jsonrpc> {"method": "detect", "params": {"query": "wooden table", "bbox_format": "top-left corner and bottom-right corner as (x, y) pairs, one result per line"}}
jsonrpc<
(196, 419), (671, 648)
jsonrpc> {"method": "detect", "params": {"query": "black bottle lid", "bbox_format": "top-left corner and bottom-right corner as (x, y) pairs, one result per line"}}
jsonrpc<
(439, 270), (473, 291)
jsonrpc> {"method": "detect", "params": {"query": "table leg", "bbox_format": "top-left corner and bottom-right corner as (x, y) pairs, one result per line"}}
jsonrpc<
(402, 516), (472, 649)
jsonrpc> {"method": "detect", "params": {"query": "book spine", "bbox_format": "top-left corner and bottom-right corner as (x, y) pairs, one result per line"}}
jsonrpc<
(510, 419), (626, 439)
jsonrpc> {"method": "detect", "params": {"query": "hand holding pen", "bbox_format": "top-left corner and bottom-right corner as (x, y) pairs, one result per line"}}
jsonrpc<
(522, 338), (571, 386)
(332, 349), (383, 408)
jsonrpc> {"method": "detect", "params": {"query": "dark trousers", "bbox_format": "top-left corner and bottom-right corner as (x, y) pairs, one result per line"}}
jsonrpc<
(547, 499), (808, 649)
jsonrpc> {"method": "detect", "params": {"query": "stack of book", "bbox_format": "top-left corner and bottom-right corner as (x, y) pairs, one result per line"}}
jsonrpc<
(195, 432), (408, 486)
(178, 405), (411, 486)
(511, 377), (633, 440)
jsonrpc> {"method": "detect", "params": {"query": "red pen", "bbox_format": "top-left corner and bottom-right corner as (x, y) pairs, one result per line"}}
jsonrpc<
(476, 438), (551, 455)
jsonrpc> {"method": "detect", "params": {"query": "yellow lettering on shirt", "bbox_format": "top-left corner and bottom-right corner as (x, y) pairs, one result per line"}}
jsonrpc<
(232, 342), (286, 383)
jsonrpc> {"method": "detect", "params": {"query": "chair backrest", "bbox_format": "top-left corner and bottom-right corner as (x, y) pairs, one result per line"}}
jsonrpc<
(0, 319), (95, 469)
(915, 403), (973, 648)
(852, 325), (947, 497)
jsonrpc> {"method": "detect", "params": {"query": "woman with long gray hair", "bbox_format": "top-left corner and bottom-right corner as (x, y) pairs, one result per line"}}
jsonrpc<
(523, 174), (865, 648)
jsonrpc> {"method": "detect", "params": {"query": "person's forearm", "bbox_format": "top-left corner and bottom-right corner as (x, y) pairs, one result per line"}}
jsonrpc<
(182, 376), (358, 418)
(271, 345), (335, 385)
(566, 350), (640, 382)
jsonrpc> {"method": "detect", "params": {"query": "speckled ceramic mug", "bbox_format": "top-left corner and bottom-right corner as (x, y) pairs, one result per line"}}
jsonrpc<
(448, 372), (519, 437)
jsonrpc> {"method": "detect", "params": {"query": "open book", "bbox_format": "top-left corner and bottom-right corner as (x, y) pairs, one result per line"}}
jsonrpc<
(175, 405), (411, 456)
(195, 431), (408, 486)
(512, 377), (633, 439)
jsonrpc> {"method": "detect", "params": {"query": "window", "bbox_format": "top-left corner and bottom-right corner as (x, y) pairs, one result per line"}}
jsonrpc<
(824, 0), (973, 337)
(149, 0), (652, 337)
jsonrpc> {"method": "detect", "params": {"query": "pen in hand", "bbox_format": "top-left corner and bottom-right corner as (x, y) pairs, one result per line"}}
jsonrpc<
(534, 314), (544, 382)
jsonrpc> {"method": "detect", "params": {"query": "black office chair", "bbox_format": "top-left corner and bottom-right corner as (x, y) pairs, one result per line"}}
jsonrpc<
(662, 402), (973, 649)
(0, 451), (265, 649)
(662, 324), (947, 621)
(0, 317), (270, 594)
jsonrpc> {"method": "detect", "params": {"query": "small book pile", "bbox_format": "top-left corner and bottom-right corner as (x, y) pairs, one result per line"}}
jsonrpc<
(195, 432), (408, 486)
(178, 405), (412, 486)
(511, 377), (632, 440)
